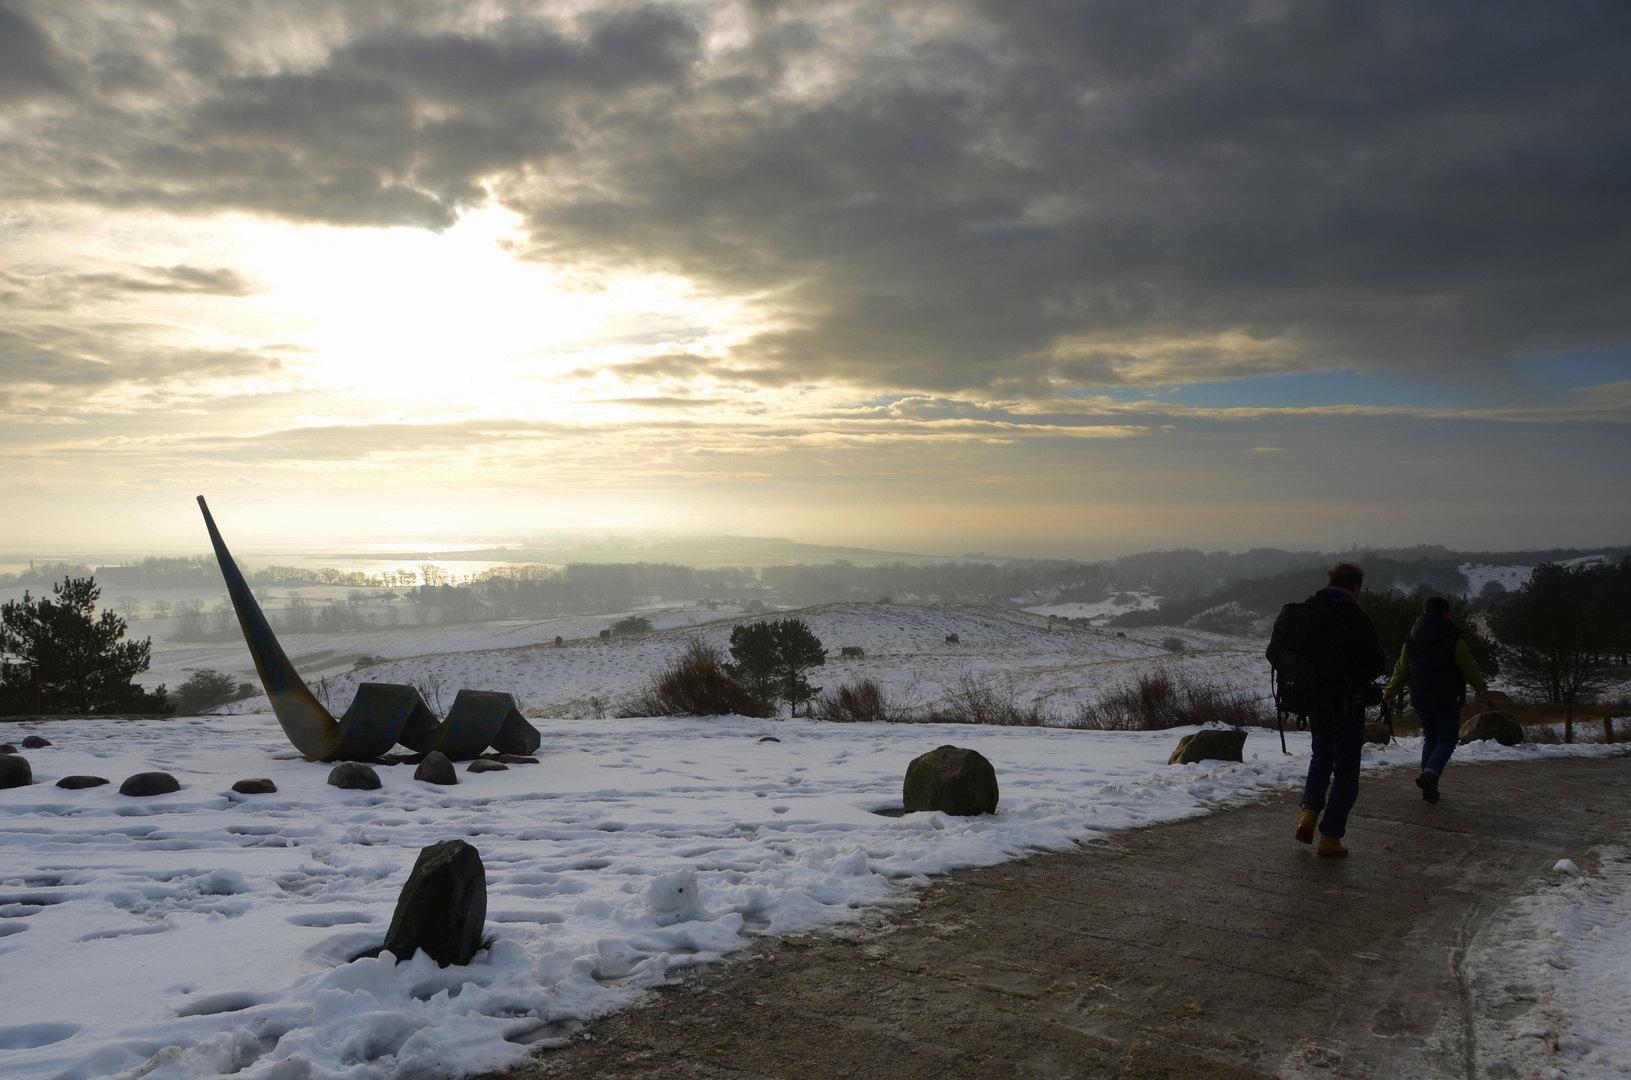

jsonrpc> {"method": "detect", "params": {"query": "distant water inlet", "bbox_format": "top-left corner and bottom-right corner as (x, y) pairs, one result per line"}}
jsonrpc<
(197, 496), (540, 762)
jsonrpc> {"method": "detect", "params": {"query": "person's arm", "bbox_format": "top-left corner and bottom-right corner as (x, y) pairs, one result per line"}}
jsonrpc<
(1454, 638), (1487, 693)
(1383, 645), (1410, 698)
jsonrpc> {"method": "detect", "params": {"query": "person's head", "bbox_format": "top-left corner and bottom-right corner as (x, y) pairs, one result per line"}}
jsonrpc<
(1423, 595), (1450, 617)
(1327, 562), (1365, 595)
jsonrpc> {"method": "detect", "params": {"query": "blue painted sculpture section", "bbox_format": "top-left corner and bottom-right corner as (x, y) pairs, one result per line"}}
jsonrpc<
(198, 497), (541, 762)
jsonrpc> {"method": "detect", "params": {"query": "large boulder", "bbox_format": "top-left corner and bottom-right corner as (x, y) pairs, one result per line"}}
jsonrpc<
(328, 762), (382, 790)
(1460, 711), (1524, 747)
(413, 752), (458, 785)
(0, 743), (16, 754)
(56, 775), (109, 790)
(0, 754), (32, 789)
(120, 772), (180, 797)
(381, 839), (487, 967)
(20, 735), (51, 748)
(1169, 729), (1248, 765)
(902, 745), (999, 816)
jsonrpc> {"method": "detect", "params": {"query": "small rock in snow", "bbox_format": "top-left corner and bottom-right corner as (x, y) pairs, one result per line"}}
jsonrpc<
(1554, 859), (1581, 876)
(0, 743), (16, 754)
(328, 762), (382, 790)
(0, 754), (32, 788)
(119, 771), (180, 797)
(21, 735), (51, 748)
(56, 775), (109, 789)
(758, 736), (781, 743)
(414, 751), (458, 785)
(232, 778), (277, 794)
(467, 759), (508, 773)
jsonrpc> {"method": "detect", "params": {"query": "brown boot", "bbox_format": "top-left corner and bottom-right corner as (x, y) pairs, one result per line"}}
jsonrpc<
(1294, 808), (1318, 844)
(1317, 833), (1349, 858)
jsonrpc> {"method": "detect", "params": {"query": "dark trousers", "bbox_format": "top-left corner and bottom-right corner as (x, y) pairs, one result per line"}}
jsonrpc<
(1300, 707), (1365, 839)
(1418, 703), (1462, 777)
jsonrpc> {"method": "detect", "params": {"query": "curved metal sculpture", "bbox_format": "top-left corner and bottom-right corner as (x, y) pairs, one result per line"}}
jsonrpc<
(198, 497), (541, 762)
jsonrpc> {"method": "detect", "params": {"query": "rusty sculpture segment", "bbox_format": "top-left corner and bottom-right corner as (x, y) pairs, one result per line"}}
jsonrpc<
(198, 497), (540, 762)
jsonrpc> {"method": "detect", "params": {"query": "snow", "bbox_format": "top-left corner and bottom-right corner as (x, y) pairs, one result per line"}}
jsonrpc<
(1, 708), (1622, 1080)
(1470, 847), (1631, 1079)
(1461, 562), (1534, 596)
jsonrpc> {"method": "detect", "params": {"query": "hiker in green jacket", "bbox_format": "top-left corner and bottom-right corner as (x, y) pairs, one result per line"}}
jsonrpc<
(1383, 595), (1490, 804)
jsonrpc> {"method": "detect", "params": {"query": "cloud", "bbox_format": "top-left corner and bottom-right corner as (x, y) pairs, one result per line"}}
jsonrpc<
(0, 2), (71, 102)
(2, 1), (1626, 400)
(0, 265), (254, 310)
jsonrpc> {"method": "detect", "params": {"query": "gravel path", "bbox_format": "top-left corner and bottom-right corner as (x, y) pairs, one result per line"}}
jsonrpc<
(481, 754), (1631, 1080)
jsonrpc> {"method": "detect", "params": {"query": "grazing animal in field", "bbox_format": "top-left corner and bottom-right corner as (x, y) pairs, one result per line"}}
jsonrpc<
(599, 629), (611, 639)
(945, 633), (960, 644)
(840, 646), (864, 659)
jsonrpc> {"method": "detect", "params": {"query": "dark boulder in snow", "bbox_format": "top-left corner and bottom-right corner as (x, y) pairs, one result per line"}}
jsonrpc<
(56, 775), (109, 789)
(328, 762), (382, 790)
(0, 754), (32, 789)
(0, 743), (15, 754)
(1460, 711), (1523, 747)
(232, 778), (277, 794)
(1363, 723), (1392, 745)
(413, 751), (458, 785)
(21, 735), (51, 748)
(903, 745), (999, 816)
(466, 759), (507, 773)
(1168, 729), (1247, 765)
(381, 839), (487, 967)
(120, 771), (180, 797)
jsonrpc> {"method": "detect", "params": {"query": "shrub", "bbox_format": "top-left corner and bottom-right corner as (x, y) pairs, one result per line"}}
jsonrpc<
(1161, 636), (1187, 653)
(173, 669), (255, 715)
(622, 640), (774, 718)
(611, 615), (653, 636)
(818, 678), (892, 723)
(1072, 668), (1268, 730)
(923, 671), (1050, 727)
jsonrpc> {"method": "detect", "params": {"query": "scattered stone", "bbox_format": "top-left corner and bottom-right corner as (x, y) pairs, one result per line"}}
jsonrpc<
(1363, 723), (1392, 745)
(0, 743), (15, 754)
(328, 762), (382, 790)
(1169, 729), (1248, 765)
(840, 646), (864, 659)
(758, 736), (781, 743)
(488, 753), (538, 765)
(120, 771), (180, 797)
(903, 745), (999, 816)
(1460, 711), (1524, 747)
(554, 636), (564, 646)
(232, 778), (277, 794)
(467, 759), (508, 773)
(0, 754), (32, 789)
(381, 839), (488, 967)
(414, 751), (458, 785)
(21, 735), (51, 748)
(56, 775), (109, 789)
(377, 752), (425, 767)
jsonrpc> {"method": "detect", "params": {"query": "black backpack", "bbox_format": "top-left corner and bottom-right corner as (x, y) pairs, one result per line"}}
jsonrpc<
(1265, 595), (1346, 751)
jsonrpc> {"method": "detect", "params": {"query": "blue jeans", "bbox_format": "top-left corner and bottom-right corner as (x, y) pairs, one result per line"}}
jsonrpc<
(1301, 708), (1365, 839)
(1417, 704), (1462, 777)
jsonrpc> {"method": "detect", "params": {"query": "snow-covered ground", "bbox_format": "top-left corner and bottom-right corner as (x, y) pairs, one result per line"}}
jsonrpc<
(1469, 848), (1631, 1078)
(1461, 562), (1535, 596)
(1, 710), (1623, 1080)
(1023, 592), (1161, 623)
(210, 604), (1264, 721)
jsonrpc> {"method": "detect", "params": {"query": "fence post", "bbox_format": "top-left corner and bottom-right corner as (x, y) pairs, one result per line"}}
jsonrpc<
(31, 664), (41, 715)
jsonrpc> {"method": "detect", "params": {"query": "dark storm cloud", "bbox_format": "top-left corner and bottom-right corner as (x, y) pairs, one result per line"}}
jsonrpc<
(4, 0), (1629, 392)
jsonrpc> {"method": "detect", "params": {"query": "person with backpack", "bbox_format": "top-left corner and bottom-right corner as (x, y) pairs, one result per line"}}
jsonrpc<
(1267, 562), (1387, 857)
(1382, 595), (1490, 805)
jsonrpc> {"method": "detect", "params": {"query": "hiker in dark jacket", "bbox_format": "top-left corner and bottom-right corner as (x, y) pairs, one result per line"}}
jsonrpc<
(1383, 595), (1489, 805)
(1292, 562), (1387, 857)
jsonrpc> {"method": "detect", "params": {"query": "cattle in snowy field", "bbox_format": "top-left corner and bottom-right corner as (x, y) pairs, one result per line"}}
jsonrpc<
(945, 633), (960, 644)
(599, 629), (611, 639)
(840, 646), (864, 659)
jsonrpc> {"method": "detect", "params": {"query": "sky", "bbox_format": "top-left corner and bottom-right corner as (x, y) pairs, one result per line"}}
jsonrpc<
(1, 0), (1628, 560)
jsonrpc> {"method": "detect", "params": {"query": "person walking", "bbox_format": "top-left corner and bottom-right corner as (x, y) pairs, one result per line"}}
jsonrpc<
(1383, 595), (1489, 805)
(1275, 562), (1387, 857)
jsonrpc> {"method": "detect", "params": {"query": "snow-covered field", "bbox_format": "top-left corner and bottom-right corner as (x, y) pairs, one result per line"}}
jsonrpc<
(210, 604), (1267, 722)
(1, 709), (1622, 1080)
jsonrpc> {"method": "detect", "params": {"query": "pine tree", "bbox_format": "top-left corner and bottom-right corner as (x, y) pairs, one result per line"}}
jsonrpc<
(1, 576), (170, 714)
